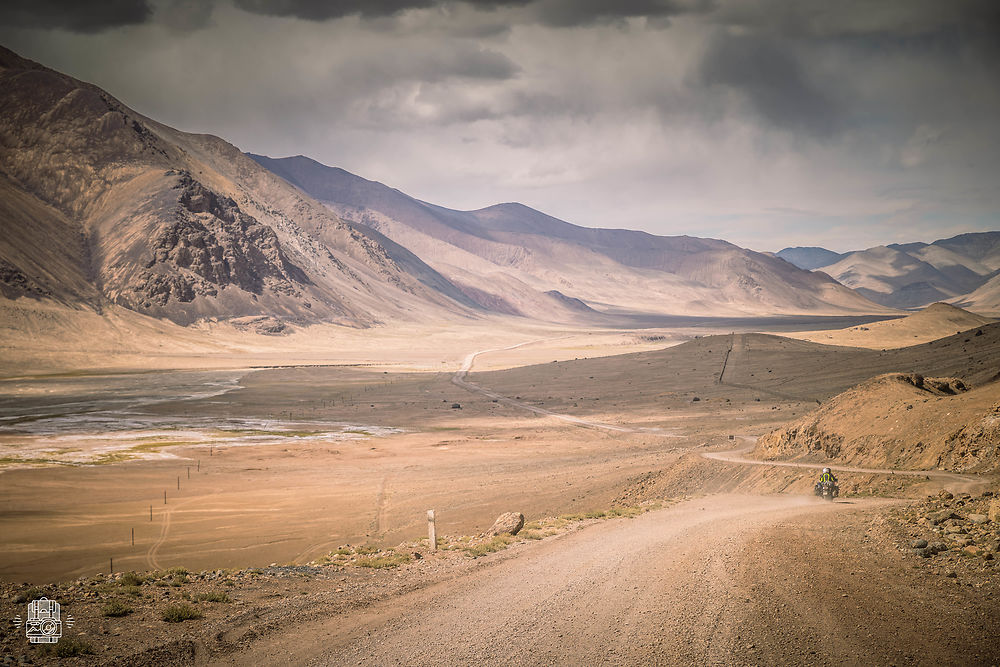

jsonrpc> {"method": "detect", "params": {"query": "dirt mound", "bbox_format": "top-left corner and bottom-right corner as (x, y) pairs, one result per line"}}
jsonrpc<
(785, 302), (995, 349)
(754, 373), (1000, 472)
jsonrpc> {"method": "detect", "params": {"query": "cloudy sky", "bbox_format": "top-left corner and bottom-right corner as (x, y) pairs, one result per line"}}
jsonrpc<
(2, 0), (998, 251)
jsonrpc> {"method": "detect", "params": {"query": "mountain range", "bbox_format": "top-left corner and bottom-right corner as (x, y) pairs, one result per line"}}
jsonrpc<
(777, 234), (1000, 312)
(248, 154), (886, 322)
(0, 44), (911, 337)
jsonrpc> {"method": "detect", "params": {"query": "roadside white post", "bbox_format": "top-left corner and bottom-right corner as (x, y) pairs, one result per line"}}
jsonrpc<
(427, 510), (437, 551)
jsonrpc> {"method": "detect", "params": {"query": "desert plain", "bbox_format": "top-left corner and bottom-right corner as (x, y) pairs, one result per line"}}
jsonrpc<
(1, 309), (1000, 665)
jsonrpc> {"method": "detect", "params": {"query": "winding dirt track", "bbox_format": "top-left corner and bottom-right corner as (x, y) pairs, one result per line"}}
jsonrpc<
(452, 342), (632, 433)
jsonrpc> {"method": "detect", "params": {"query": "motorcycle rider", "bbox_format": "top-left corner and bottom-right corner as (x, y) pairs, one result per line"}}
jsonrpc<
(814, 467), (839, 497)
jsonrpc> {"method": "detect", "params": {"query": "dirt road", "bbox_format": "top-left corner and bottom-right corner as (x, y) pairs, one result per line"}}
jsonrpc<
(452, 342), (633, 432)
(229, 495), (854, 665)
(226, 493), (998, 666)
(704, 443), (984, 493)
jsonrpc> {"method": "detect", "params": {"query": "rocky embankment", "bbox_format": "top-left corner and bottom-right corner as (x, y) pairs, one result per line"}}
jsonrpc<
(891, 489), (1000, 584)
(755, 373), (1000, 472)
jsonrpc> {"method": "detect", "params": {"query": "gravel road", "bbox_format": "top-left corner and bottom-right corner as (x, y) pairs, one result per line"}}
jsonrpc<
(230, 494), (885, 666)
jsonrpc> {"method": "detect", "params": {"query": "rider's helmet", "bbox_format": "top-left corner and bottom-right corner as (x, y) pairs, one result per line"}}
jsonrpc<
(822, 467), (831, 474)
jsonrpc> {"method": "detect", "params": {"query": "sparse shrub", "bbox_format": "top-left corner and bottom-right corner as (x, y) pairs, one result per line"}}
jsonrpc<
(166, 567), (189, 576)
(464, 535), (515, 558)
(354, 553), (411, 569)
(222, 578), (235, 587)
(171, 572), (188, 586)
(195, 591), (232, 603)
(15, 586), (46, 604)
(521, 530), (543, 540)
(119, 571), (145, 587)
(40, 637), (94, 657)
(608, 506), (643, 518)
(333, 547), (352, 556)
(122, 585), (143, 597)
(161, 603), (202, 622)
(102, 600), (133, 617)
(355, 544), (378, 555)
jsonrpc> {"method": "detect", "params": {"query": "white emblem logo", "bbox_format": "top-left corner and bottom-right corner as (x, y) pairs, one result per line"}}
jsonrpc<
(13, 597), (74, 644)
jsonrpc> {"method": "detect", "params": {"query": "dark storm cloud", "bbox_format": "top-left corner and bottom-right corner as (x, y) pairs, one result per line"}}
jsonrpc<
(0, 0), (151, 33)
(232, 0), (709, 26)
(533, 0), (712, 28)
(233, 0), (531, 21)
(698, 32), (843, 137)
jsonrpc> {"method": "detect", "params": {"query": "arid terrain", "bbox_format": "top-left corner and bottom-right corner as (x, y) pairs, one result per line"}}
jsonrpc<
(1, 305), (999, 664)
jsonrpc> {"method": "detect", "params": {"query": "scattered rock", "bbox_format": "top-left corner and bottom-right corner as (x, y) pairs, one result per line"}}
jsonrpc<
(486, 512), (525, 537)
(910, 539), (929, 549)
(928, 542), (949, 555)
(939, 490), (954, 500)
(967, 513), (989, 525)
(451, 403), (462, 410)
(927, 509), (962, 525)
(944, 570), (957, 578)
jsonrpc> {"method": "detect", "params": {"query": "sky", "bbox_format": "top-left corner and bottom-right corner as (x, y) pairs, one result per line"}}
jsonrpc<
(1, 0), (998, 252)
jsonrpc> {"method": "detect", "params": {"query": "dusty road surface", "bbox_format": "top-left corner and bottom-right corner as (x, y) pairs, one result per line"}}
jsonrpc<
(218, 493), (1000, 667)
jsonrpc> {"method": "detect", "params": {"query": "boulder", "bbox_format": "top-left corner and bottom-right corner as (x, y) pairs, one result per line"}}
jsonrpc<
(910, 539), (929, 549)
(486, 512), (525, 537)
(988, 499), (1000, 523)
(967, 514), (989, 525)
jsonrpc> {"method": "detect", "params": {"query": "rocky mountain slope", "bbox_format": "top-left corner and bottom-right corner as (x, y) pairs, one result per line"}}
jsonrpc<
(0, 46), (479, 328)
(778, 233), (1000, 312)
(754, 372), (1000, 473)
(251, 154), (891, 320)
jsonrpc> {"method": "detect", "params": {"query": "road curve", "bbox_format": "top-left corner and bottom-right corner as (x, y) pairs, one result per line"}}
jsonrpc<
(705, 442), (981, 491)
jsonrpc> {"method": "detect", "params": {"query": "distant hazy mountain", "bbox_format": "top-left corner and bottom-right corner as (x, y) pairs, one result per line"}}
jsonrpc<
(953, 273), (1000, 315)
(775, 247), (845, 271)
(252, 154), (890, 319)
(778, 233), (1000, 311)
(0, 46), (478, 327)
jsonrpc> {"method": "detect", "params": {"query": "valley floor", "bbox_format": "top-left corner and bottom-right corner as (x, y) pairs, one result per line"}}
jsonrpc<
(1, 322), (998, 664)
